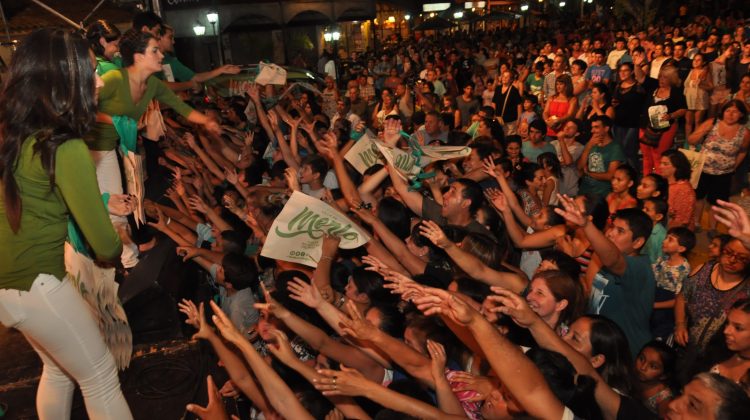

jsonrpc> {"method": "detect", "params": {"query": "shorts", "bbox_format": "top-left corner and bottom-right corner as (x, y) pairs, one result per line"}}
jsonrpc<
(695, 172), (733, 204)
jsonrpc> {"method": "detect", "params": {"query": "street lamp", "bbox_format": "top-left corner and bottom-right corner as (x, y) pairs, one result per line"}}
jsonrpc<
(332, 31), (341, 41)
(324, 31), (332, 42)
(206, 12), (222, 65)
(404, 14), (411, 21)
(453, 11), (464, 19)
(193, 22), (206, 36)
(520, 4), (529, 11)
(559, 1), (566, 6)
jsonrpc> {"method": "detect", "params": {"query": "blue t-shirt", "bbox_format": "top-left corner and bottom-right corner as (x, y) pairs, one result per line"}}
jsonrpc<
(522, 141), (556, 162)
(585, 65), (612, 84)
(589, 254), (655, 355)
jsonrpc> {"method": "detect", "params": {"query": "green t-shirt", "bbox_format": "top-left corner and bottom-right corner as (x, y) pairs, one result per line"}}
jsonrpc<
(641, 223), (666, 264)
(579, 140), (626, 198)
(86, 68), (194, 151)
(157, 54), (196, 83)
(0, 137), (122, 291)
(589, 255), (655, 356)
(96, 56), (121, 77)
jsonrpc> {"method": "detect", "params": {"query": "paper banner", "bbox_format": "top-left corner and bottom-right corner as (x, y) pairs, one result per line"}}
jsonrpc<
(344, 133), (471, 180)
(255, 62), (287, 86)
(261, 191), (371, 267)
(122, 150), (146, 227)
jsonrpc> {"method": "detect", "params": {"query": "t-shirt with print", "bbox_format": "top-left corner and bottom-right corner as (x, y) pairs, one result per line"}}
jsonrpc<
(588, 255), (655, 355)
(650, 255), (690, 338)
(585, 65), (612, 84)
(579, 140), (626, 198)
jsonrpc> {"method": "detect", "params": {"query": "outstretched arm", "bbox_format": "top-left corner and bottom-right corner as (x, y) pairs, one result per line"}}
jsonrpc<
(555, 194), (627, 275)
(420, 220), (527, 293)
(211, 300), (313, 420)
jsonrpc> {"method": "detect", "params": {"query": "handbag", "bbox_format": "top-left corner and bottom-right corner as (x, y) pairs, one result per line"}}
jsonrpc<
(495, 85), (512, 126)
(639, 126), (663, 147)
(678, 147), (707, 189)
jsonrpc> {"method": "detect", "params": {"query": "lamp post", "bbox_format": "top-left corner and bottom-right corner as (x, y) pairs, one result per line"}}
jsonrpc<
(193, 22), (206, 36)
(206, 12), (223, 65)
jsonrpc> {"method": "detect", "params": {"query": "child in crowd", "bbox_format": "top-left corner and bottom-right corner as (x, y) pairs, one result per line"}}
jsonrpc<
(606, 164), (638, 217)
(636, 173), (668, 201)
(636, 340), (676, 416)
(640, 198), (669, 263)
(651, 227), (696, 342)
(518, 94), (540, 139)
(537, 152), (561, 205)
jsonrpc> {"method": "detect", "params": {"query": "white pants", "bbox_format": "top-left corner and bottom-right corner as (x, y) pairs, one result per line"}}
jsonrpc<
(0, 274), (133, 419)
(89, 150), (139, 268)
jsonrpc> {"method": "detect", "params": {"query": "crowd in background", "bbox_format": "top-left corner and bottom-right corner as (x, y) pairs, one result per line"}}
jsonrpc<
(4, 6), (750, 420)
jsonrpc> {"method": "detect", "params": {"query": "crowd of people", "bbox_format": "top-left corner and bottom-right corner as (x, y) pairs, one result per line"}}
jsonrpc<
(4, 7), (750, 420)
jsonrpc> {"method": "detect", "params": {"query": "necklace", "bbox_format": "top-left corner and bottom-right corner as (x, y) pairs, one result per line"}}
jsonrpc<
(736, 353), (750, 361)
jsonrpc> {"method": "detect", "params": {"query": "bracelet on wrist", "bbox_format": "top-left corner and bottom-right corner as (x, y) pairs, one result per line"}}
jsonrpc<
(320, 255), (334, 262)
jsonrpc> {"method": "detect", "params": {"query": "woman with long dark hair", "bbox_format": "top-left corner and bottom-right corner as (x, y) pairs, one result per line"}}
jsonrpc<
(0, 29), (132, 418)
(85, 19), (122, 76)
(89, 29), (220, 268)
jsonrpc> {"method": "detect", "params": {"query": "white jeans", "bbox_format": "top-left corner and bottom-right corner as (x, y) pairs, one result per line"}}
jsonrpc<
(89, 150), (139, 268)
(0, 274), (132, 419)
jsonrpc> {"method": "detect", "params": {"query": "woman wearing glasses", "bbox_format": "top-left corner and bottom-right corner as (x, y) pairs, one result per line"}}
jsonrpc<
(674, 238), (750, 381)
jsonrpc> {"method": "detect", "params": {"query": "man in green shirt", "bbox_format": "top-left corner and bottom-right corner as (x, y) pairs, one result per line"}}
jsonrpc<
(578, 115), (625, 198)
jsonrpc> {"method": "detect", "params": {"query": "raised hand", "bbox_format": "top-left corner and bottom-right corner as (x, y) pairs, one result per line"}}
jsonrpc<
(176, 246), (201, 262)
(339, 300), (380, 342)
(448, 371), (494, 402)
(314, 365), (372, 397)
(253, 283), (292, 320)
(183, 132), (198, 148)
(553, 194), (588, 227)
(108, 194), (134, 217)
(210, 300), (245, 344)
(148, 207), (169, 231)
(178, 299), (201, 329)
(284, 167), (300, 192)
(413, 288), (477, 326)
(419, 219), (453, 249)
(485, 188), (510, 214)
(224, 169), (239, 185)
(481, 156), (501, 178)
(713, 199), (750, 248)
(361, 255), (391, 275)
(426, 339), (447, 382)
(181, 301), (213, 341)
(287, 277), (324, 309)
(246, 83), (260, 102)
(383, 117), (402, 146)
(186, 375), (234, 420)
(188, 195), (209, 214)
(485, 286), (538, 329)
(267, 329), (297, 365)
(222, 193), (239, 212)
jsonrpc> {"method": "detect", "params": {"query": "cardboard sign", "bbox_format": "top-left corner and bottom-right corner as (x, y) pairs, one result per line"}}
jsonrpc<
(261, 191), (371, 267)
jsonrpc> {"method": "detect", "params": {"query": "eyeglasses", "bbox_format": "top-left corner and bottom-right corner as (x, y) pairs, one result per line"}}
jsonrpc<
(722, 248), (750, 264)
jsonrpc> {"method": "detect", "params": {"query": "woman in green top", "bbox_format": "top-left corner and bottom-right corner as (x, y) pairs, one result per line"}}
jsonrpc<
(0, 29), (132, 418)
(86, 19), (122, 76)
(89, 29), (220, 268)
